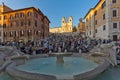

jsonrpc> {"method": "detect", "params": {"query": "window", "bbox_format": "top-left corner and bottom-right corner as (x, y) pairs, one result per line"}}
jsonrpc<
(28, 20), (31, 26)
(16, 21), (19, 26)
(35, 20), (37, 26)
(86, 19), (88, 22)
(112, 0), (116, 3)
(96, 29), (97, 33)
(10, 15), (13, 19)
(0, 31), (1, 36)
(103, 13), (105, 20)
(4, 32), (7, 37)
(94, 10), (97, 16)
(113, 10), (117, 17)
(15, 13), (19, 18)
(10, 23), (12, 27)
(113, 35), (118, 41)
(103, 25), (106, 30)
(86, 18), (88, 22)
(36, 31), (39, 35)
(4, 16), (7, 20)
(95, 20), (97, 25)
(113, 23), (117, 28)
(15, 31), (18, 37)
(14, 31), (16, 37)
(34, 13), (38, 18)
(10, 32), (13, 37)
(27, 12), (32, 16)
(21, 21), (24, 26)
(3, 24), (6, 28)
(101, 1), (106, 9)
(27, 30), (32, 36)
(0, 16), (1, 20)
(20, 30), (24, 36)
(20, 13), (24, 17)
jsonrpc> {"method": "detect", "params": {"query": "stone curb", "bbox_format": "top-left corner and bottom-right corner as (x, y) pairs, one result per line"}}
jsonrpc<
(74, 59), (110, 80)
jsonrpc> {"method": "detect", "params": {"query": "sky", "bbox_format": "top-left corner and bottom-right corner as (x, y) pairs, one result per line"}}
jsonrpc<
(0, 0), (99, 28)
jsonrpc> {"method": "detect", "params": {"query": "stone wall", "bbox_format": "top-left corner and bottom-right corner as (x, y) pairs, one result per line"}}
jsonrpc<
(6, 62), (56, 80)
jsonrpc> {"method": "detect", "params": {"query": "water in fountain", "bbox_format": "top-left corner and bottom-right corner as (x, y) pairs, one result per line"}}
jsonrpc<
(15, 57), (98, 79)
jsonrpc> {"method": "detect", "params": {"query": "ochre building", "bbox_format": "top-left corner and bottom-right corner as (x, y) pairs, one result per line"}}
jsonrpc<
(49, 16), (73, 33)
(0, 3), (50, 42)
(84, 0), (120, 41)
(77, 18), (85, 33)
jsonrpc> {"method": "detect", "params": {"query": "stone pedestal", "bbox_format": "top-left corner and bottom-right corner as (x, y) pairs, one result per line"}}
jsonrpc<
(56, 55), (64, 64)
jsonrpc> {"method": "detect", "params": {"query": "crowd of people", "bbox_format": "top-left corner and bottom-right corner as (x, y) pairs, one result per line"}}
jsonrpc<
(0, 33), (115, 55)
(115, 41), (120, 57)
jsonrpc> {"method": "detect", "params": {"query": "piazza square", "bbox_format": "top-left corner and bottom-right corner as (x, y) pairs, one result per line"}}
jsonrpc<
(0, 0), (120, 80)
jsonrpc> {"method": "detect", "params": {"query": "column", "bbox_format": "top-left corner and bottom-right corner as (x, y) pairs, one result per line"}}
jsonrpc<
(106, 0), (111, 39)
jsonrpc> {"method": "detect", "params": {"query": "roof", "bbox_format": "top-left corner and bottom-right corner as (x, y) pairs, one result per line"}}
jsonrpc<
(50, 26), (61, 29)
(44, 16), (50, 23)
(84, 0), (102, 19)
(84, 8), (94, 19)
(2, 6), (50, 23)
(2, 7), (44, 16)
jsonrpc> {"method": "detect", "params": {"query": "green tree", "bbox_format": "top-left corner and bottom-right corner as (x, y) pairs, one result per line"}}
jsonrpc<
(73, 26), (77, 32)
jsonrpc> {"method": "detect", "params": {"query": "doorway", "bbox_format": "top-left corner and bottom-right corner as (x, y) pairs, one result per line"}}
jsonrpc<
(113, 35), (118, 41)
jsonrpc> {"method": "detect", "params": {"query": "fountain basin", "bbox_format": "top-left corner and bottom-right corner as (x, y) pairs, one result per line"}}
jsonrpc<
(92, 65), (120, 80)
(4, 52), (112, 80)
(6, 54), (99, 80)
(3, 64), (120, 80)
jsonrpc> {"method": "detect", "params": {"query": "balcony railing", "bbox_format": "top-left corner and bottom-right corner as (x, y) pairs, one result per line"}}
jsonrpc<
(112, 29), (120, 33)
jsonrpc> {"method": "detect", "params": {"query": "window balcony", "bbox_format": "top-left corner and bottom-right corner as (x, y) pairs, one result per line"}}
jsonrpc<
(112, 29), (120, 33)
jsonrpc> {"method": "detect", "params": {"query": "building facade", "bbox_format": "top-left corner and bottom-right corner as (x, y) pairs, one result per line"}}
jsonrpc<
(0, 3), (50, 42)
(77, 18), (85, 33)
(50, 16), (73, 33)
(84, 0), (120, 41)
